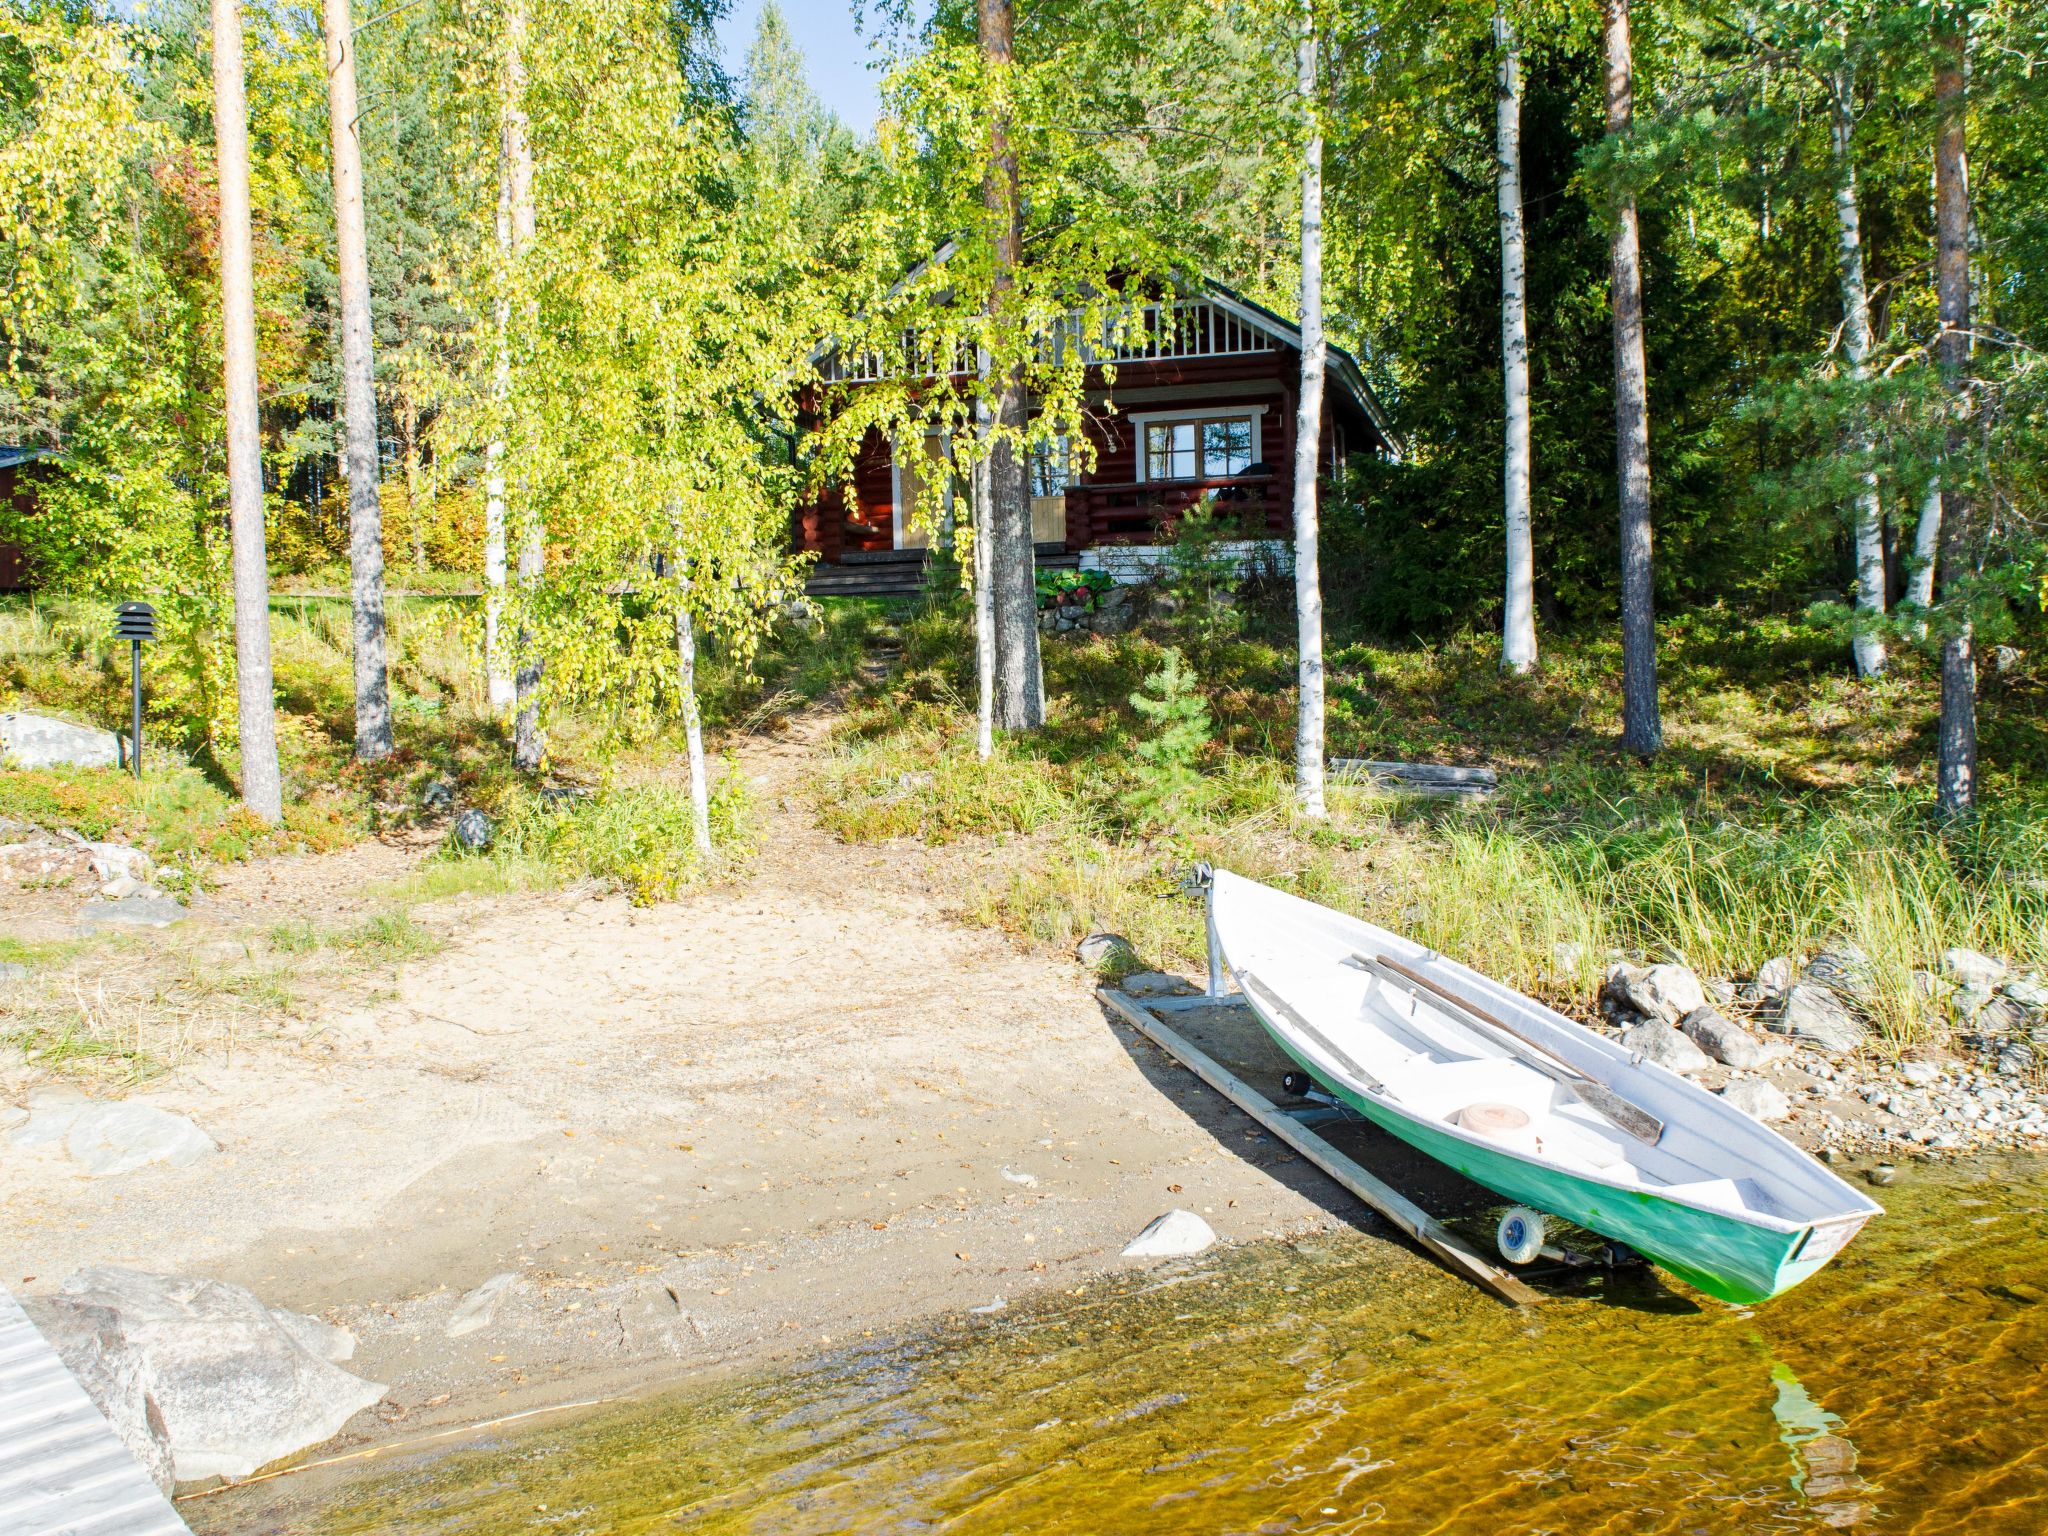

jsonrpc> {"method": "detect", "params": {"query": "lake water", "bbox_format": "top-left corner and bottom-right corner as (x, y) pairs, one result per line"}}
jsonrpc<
(194, 1155), (2048, 1535)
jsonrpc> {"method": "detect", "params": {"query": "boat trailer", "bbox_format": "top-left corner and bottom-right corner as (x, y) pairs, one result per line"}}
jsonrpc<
(1096, 866), (1556, 1307)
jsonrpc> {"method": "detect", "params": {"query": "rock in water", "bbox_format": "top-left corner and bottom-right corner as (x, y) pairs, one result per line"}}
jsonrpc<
(445, 1272), (519, 1338)
(1678, 1006), (1768, 1069)
(1602, 963), (1707, 1025)
(451, 809), (494, 852)
(1720, 1080), (1792, 1124)
(66, 1102), (218, 1177)
(0, 711), (122, 770)
(1942, 947), (2007, 988)
(1769, 984), (1868, 1053)
(1075, 931), (1134, 970)
(1121, 1210), (1217, 1259)
(47, 1267), (385, 1483)
(1621, 1020), (1713, 1075)
(20, 1296), (176, 1494)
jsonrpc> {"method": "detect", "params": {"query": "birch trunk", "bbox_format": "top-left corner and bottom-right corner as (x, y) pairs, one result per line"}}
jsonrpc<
(1291, 3), (1327, 818)
(673, 569), (712, 859)
(1603, 0), (1661, 757)
(1908, 476), (1941, 611)
(1932, 30), (1975, 817)
(483, 67), (513, 710)
(1496, 3), (1537, 676)
(974, 394), (995, 760)
(505, 1), (543, 772)
(1829, 65), (1886, 679)
(211, 0), (282, 823)
(323, 0), (393, 759)
(977, 0), (1044, 732)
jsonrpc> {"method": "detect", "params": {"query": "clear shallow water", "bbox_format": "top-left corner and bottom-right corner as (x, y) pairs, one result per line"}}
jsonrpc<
(198, 1157), (2048, 1535)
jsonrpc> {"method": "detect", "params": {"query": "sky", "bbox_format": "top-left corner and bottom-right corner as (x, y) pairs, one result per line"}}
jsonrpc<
(715, 0), (897, 133)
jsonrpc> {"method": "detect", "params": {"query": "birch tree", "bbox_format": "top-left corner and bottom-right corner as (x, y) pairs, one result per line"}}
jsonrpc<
(323, 0), (394, 758)
(1931, 15), (1974, 816)
(1826, 46), (1886, 678)
(1496, 1), (1537, 675)
(1602, 0), (1661, 758)
(210, 0), (283, 821)
(1292, 0), (1328, 817)
(482, 2), (528, 715)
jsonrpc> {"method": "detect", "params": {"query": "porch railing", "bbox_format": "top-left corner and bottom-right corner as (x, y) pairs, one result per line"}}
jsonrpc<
(1063, 476), (1289, 549)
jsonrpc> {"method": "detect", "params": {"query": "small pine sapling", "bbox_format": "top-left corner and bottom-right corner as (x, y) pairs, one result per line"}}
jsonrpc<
(1127, 647), (1214, 819)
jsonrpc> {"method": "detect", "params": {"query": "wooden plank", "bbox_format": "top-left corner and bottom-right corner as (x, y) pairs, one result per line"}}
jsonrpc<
(1330, 759), (1498, 797)
(1099, 989), (1541, 1307)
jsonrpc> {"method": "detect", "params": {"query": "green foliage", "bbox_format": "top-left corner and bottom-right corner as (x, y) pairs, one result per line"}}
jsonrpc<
(1126, 647), (1214, 820)
(1035, 568), (1113, 609)
(1161, 497), (1250, 644)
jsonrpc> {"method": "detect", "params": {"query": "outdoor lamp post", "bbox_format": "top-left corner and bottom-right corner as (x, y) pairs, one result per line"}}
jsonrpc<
(114, 602), (157, 778)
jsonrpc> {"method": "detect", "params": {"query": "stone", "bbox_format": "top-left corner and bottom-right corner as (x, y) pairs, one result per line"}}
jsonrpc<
(1075, 931), (1135, 970)
(1120, 1209), (1216, 1259)
(66, 1102), (217, 1176)
(1602, 962), (1707, 1025)
(1121, 971), (1198, 998)
(63, 834), (154, 885)
(1769, 984), (1868, 1053)
(445, 1272), (519, 1339)
(451, 809), (493, 852)
(420, 779), (456, 811)
(77, 894), (187, 930)
(267, 1309), (356, 1364)
(1942, 947), (2008, 988)
(0, 1104), (24, 1132)
(0, 959), (25, 982)
(1678, 1006), (1768, 1069)
(99, 875), (143, 900)
(0, 711), (123, 770)
(1720, 1079), (1792, 1124)
(1898, 1060), (1941, 1087)
(1621, 1020), (1713, 1075)
(1805, 945), (1876, 1006)
(47, 1267), (385, 1483)
(2003, 976), (2048, 1011)
(1754, 956), (1796, 998)
(1550, 941), (1584, 975)
(20, 1296), (176, 1494)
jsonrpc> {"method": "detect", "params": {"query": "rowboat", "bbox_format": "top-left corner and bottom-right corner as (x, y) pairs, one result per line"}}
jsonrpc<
(1207, 869), (1881, 1303)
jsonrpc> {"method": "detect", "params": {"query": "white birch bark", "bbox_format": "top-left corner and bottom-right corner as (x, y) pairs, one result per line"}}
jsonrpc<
(506, 0), (543, 772)
(973, 393), (995, 761)
(674, 567), (712, 859)
(210, 0), (283, 823)
(1496, 3), (1537, 676)
(1908, 476), (1941, 611)
(1829, 63), (1886, 679)
(484, 71), (514, 710)
(323, 0), (394, 757)
(1291, 0), (1327, 818)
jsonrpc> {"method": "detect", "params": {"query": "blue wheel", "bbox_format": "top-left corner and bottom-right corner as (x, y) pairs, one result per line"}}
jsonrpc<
(1496, 1206), (1547, 1265)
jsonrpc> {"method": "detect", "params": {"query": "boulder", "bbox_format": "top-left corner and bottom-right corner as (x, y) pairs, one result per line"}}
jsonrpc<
(1768, 983), (1868, 1053)
(0, 711), (123, 770)
(266, 1309), (356, 1365)
(1678, 1006), (1769, 1069)
(2003, 975), (2048, 1011)
(1602, 962), (1708, 1025)
(1942, 947), (2008, 988)
(445, 1271), (519, 1339)
(1121, 1209), (1216, 1259)
(451, 808), (493, 852)
(46, 1267), (385, 1483)
(1805, 944), (1876, 1006)
(66, 1102), (218, 1177)
(1075, 931), (1135, 970)
(1720, 1079), (1792, 1124)
(1621, 1020), (1713, 1075)
(77, 894), (187, 930)
(1752, 956), (1796, 998)
(1897, 1060), (1942, 1087)
(20, 1297), (176, 1494)
(420, 779), (456, 812)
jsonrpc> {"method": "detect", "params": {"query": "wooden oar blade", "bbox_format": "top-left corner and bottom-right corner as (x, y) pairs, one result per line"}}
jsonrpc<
(1566, 1081), (1664, 1145)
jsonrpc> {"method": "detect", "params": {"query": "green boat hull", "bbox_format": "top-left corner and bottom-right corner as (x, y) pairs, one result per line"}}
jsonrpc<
(1273, 1037), (1831, 1305)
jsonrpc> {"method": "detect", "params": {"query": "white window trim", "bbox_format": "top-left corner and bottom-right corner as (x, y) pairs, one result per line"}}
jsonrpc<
(1129, 403), (1268, 483)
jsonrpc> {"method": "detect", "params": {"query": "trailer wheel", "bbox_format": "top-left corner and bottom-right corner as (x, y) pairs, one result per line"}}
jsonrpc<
(1280, 1070), (1316, 1098)
(1496, 1206), (1547, 1265)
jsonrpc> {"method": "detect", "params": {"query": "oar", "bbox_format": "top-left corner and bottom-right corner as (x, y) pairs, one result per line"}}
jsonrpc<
(1236, 970), (1386, 1096)
(1350, 952), (1665, 1147)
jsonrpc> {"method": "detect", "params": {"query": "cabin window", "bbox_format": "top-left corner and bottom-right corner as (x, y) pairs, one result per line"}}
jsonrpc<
(1142, 412), (1258, 481)
(1029, 436), (1071, 497)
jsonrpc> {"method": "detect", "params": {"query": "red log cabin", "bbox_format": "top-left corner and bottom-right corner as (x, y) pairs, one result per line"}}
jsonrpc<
(794, 278), (1397, 596)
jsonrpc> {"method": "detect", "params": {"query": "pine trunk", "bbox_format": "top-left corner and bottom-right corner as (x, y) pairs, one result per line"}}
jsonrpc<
(1932, 29), (1975, 817)
(211, 0), (283, 823)
(978, 0), (1044, 733)
(1496, 3), (1537, 676)
(1292, 3), (1327, 818)
(1829, 66), (1885, 679)
(674, 570), (712, 859)
(324, 0), (393, 760)
(1603, 0), (1660, 757)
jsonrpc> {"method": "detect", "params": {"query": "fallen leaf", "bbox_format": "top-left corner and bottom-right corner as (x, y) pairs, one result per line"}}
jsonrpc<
(1168, 1184), (1182, 1193)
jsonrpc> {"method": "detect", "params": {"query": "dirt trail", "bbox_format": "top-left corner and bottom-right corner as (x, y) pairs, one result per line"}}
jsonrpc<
(1, 711), (1394, 1468)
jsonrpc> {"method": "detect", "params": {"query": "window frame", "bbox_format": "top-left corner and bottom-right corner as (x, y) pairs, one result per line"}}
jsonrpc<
(1129, 404), (1269, 483)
